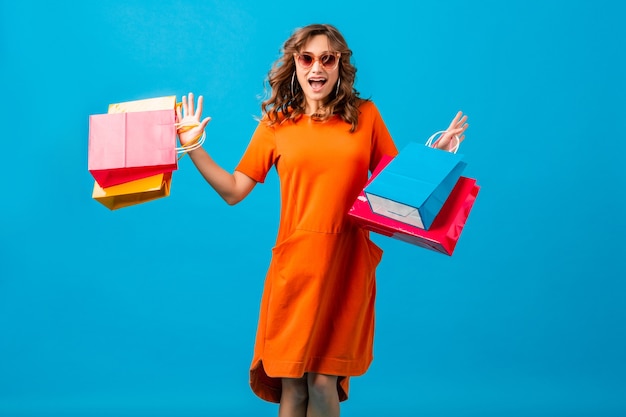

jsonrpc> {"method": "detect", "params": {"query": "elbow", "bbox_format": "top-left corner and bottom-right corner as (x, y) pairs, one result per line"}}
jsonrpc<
(214, 186), (244, 205)
(223, 195), (243, 206)
(219, 174), (254, 206)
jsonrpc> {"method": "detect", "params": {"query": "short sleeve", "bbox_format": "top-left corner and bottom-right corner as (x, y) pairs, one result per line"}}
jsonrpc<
(235, 121), (277, 183)
(365, 102), (399, 172)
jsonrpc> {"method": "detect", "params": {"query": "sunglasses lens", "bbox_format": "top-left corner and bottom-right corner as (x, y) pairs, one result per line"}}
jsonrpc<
(321, 54), (337, 69)
(298, 54), (314, 67)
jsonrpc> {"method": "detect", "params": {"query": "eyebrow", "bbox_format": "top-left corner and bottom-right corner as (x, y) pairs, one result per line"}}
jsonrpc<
(300, 51), (334, 55)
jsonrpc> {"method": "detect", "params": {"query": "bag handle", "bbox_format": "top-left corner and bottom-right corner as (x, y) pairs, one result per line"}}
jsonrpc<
(174, 121), (206, 160)
(173, 101), (206, 158)
(425, 130), (461, 154)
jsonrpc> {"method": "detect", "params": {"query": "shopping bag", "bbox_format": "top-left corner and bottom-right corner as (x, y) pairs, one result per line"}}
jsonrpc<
(88, 95), (205, 209)
(88, 96), (178, 188)
(92, 172), (172, 210)
(364, 135), (466, 230)
(349, 155), (479, 255)
(108, 96), (178, 113)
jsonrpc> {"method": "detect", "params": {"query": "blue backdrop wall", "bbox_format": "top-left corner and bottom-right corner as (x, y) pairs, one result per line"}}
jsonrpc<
(1, 1), (625, 416)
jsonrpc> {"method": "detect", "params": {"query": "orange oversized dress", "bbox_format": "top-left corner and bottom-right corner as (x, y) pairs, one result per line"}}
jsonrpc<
(235, 101), (398, 403)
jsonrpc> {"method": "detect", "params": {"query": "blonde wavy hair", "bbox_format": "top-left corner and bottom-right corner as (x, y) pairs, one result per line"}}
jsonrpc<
(261, 24), (366, 132)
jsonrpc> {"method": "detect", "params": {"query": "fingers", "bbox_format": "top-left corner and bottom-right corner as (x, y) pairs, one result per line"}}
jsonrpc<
(181, 95), (187, 117)
(449, 111), (468, 137)
(453, 117), (468, 131)
(180, 92), (208, 122)
(449, 111), (463, 127)
(452, 122), (469, 136)
(448, 111), (468, 129)
(195, 95), (203, 118)
(199, 116), (211, 130)
(458, 118), (469, 132)
(188, 92), (195, 116)
(446, 111), (463, 132)
(181, 93), (196, 117)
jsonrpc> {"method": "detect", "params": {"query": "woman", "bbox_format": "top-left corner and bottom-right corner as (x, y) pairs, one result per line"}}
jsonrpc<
(177, 23), (468, 417)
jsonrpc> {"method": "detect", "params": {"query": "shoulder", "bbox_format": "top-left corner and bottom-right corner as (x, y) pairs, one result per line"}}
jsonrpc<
(356, 99), (384, 121)
(357, 99), (380, 116)
(259, 108), (303, 130)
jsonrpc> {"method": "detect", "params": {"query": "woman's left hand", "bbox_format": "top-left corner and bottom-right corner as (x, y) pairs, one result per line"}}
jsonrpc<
(434, 111), (469, 152)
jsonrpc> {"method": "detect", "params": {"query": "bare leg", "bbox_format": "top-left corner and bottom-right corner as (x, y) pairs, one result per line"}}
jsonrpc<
(306, 373), (340, 417)
(279, 375), (308, 417)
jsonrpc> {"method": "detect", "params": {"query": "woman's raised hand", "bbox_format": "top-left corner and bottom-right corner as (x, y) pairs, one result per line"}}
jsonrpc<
(176, 92), (211, 147)
(435, 111), (469, 152)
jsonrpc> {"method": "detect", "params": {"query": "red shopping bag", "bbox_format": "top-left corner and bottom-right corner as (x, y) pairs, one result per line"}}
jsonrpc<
(88, 107), (177, 188)
(349, 155), (479, 255)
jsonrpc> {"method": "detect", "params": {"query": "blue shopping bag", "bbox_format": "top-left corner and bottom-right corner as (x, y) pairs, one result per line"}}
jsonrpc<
(364, 132), (467, 230)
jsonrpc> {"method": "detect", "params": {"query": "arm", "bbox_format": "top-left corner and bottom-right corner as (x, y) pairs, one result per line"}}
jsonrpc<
(187, 148), (256, 205)
(177, 92), (256, 205)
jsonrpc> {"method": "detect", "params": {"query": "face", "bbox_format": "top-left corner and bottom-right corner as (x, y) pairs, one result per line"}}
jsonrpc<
(294, 34), (340, 114)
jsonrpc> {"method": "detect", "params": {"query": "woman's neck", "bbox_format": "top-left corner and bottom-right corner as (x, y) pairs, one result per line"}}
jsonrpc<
(305, 99), (327, 115)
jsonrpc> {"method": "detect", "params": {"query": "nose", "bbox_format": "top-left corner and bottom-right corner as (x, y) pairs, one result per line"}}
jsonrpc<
(310, 59), (322, 72)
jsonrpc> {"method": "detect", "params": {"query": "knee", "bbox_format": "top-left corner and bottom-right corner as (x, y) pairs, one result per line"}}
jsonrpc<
(281, 376), (308, 404)
(307, 373), (338, 402)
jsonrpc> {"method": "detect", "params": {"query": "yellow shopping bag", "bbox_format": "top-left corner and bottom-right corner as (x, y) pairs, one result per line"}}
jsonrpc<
(108, 96), (177, 113)
(92, 172), (172, 210)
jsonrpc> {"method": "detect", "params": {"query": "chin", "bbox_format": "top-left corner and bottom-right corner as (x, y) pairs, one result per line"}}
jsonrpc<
(305, 90), (332, 102)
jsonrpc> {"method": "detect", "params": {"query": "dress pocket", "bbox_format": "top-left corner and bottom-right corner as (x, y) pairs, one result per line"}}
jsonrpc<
(271, 229), (333, 284)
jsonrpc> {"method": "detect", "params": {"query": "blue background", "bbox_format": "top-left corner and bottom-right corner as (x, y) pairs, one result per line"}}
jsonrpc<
(1, 1), (625, 416)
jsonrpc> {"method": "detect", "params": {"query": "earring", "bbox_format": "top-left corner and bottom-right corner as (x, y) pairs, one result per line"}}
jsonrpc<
(335, 77), (341, 95)
(291, 71), (296, 97)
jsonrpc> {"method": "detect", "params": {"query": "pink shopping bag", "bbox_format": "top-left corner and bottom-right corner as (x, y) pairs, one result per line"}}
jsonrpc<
(88, 108), (177, 188)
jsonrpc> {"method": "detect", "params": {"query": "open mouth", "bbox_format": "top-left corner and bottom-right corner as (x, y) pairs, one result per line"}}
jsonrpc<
(308, 78), (327, 92)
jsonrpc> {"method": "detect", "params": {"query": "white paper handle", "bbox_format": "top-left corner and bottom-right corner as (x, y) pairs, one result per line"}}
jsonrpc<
(425, 130), (461, 154)
(174, 121), (206, 155)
